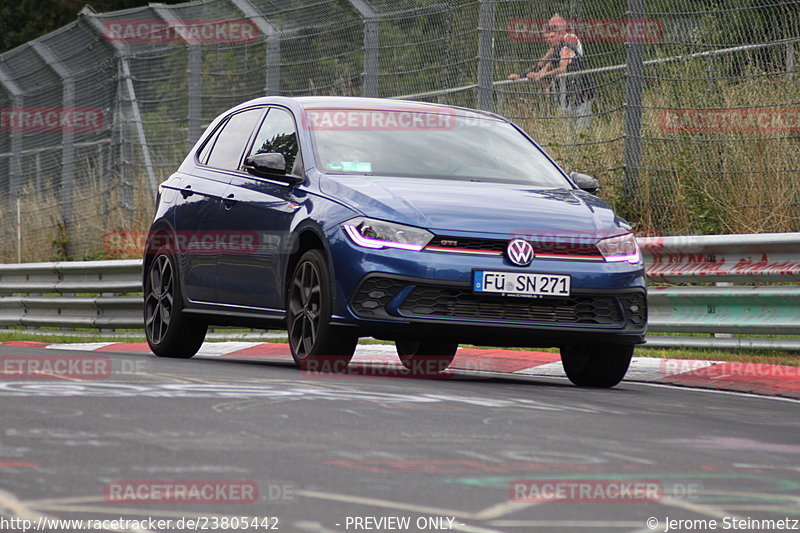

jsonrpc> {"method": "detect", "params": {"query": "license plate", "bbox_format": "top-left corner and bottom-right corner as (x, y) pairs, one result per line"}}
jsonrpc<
(473, 270), (571, 298)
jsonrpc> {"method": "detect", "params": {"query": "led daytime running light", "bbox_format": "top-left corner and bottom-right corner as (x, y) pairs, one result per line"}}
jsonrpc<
(342, 220), (428, 251)
(598, 234), (641, 264)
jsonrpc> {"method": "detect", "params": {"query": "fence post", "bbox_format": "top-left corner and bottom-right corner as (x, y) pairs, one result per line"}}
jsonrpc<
(265, 36), (281, 95)
(80, 8), (159, 197)
(228, 0), (281, 95)
(0, 65), (23, 199)
(150, 4), (203, 147)
(346, 0), (380, 98)
(623, 0), (645, 201)
(119, 57), (159, 196)
(477, 0), (496, 112)
(113, 60), (135, 216)
(363, 19), (380, 98)
(188, 43), (202, 144)
(787, 42), (795, 81)
(31, 41), (75, 254)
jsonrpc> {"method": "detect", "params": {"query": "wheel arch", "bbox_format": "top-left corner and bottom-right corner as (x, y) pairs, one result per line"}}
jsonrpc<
(284, 221), (334, 303)
(142, 222), (186, 306)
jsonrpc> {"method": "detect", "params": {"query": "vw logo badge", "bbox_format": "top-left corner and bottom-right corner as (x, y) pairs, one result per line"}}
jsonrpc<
(506, 239), (534, 266)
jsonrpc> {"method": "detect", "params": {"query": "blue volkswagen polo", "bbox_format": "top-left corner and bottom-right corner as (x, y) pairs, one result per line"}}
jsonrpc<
(144, 96), (646, 387)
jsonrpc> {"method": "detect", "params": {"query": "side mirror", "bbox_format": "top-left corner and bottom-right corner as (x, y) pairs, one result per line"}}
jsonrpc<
(244, 153), (302, 184)
(569, 171), (600, 194)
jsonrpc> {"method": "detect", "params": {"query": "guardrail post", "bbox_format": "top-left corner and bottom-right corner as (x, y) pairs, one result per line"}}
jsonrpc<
(477, 0), (496, 112)
(623, 0), (645, 202)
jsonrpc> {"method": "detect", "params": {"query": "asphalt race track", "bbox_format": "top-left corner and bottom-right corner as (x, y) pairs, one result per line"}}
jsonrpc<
(1, 344), (799, 533)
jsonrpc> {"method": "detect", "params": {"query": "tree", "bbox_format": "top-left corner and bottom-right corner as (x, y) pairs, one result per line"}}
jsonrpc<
(0, 0), (184, 53)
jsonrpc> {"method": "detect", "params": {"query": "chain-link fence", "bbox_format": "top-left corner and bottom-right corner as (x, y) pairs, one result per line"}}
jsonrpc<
(0, 0), (798, 262)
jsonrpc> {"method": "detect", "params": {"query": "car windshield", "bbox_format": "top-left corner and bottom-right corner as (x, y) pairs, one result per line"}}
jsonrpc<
(306, 108), (570, 187)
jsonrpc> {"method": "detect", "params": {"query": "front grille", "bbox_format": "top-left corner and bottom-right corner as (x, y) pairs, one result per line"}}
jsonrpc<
(427, 235), (602, 258)
(427, 236), (504, 252)
(399, 285), (622, 326)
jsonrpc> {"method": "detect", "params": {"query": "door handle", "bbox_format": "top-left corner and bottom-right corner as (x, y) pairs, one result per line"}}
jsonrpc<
(180, 185), (193, 198)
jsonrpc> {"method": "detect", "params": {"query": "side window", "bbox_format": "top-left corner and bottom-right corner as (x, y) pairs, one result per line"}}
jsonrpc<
(248, 108), (300, 175)
(205, 108), (264, 170)
(197, 120), (226, 164)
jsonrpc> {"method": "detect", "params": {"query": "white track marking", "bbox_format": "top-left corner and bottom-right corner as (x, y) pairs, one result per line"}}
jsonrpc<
(45, 342), (117, 351)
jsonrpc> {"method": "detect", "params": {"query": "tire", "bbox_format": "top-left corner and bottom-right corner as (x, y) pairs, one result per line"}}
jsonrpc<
(560, 343), (634, 388)
(144, 246), (207, 358)
(395, 340), (458, 374)
(287, 249), (357, 371)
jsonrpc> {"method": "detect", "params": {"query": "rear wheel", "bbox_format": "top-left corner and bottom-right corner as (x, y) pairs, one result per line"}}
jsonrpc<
(560, 343), (633, 388)
(144, 247), (207, 358)
(395, 340), (458, 374)
(287, 249), (357, 371)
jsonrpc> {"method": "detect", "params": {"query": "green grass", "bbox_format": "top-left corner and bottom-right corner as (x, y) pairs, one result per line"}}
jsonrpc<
(0, 331), (147, 344)
(461, 343), (800, 367)
(633, 346), (800, 367)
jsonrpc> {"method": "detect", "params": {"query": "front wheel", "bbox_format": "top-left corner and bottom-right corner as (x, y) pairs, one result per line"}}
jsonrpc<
(287, 249), (357, 371)
(144, 247), (207, 358)
(396, 340), (458, 374)
(560, 343), (634, 388)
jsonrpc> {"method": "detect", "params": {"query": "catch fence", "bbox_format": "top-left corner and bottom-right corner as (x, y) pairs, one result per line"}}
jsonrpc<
(0, 0), (798, 262)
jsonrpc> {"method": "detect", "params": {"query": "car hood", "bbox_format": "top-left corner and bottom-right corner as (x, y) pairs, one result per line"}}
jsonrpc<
(319, 175), (628, 237)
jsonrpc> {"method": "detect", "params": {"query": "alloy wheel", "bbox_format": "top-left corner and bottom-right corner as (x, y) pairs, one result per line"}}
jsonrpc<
(145, 255), (174, 345)
(288, 260), (322, 357)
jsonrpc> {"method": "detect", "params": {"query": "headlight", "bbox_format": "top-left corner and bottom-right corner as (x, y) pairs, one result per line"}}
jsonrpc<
(342, 217), (433, 251)
(597, 233), (640, 264)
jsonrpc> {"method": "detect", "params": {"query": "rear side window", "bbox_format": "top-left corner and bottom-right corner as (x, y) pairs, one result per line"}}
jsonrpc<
(197, 123), (223, 164)
(203, 108), (264, 170)
(248, 108), (300, 175)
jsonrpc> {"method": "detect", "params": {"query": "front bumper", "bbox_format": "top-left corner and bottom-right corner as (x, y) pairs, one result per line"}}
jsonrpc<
(327, 230), (647, 347)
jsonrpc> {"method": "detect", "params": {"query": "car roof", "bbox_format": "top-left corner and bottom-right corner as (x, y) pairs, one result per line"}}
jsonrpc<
(230, 95), (506, 122)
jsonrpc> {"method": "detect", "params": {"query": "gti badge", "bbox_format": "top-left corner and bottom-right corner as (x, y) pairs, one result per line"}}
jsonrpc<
(506, 239), (534, 266)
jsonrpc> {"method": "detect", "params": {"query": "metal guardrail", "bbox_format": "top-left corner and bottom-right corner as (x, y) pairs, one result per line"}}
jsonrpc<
(639, 233), (800, 351)
(1, 233), (799, 350)
(640, 233), (800, 283)
(0, 260), (142, 329)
